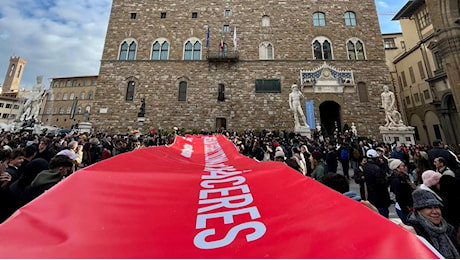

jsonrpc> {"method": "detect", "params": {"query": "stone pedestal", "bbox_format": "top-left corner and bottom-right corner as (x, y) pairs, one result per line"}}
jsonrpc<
(77, 122), (93, 134)
(295, 126), (311, 138)
(379, 125), (416, 145)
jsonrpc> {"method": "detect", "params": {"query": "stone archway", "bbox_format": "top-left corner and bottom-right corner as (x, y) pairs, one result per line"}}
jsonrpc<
(319, 101), (341, 137)
(439, 94), (460, 144)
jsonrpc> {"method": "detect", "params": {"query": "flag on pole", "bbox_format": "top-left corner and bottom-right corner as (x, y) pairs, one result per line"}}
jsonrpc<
(233, 26), (237, 50)
(205, 26), (210, 48)
(219, 30), (224, 50)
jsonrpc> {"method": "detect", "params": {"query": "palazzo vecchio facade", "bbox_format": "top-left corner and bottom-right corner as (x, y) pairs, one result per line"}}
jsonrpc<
(92, 0), (391, 138)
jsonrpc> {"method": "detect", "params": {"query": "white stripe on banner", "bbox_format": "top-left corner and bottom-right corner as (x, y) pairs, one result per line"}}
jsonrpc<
(306, 101), (315, 130)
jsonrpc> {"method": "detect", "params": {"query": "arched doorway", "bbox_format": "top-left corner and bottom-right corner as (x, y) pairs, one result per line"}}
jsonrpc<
(319, 101), (341, 137)
(440, 94), (460, 144)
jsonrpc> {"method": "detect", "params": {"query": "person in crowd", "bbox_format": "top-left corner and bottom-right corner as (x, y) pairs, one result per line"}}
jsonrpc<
(17, 145), (37, 178)
(338, 143), (350, 179)
(311, 151), (327, 182)
(274, 150), (285, 163)
(20, 155), (74, 207)
(419, 170), (443, 201)
(388, 158), (416, 224)
(413, 149), (431, 185)
(35, 137), (54, 162)
(325, 144), (338, 174)
(4, 149), (25, 184)
(406, 189), (460, 259)
(434, 157), (456, 177)
(354, 155), (367, 199)
(390, 144), (406, 164)
(376, 147), (390, 175)
(363, 149), (392, 218)
(428, 140), (458, 171)
(8, 158), (49, 207)
(300, 145), (312, 176)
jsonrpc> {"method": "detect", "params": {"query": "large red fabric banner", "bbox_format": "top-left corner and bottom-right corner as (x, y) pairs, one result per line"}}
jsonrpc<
(0, 135), (438, 258)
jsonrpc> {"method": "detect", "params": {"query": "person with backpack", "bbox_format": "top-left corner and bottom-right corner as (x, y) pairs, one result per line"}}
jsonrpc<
(338, 143), (351, 179)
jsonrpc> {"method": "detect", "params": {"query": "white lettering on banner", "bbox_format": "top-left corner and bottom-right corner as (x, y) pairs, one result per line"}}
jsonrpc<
(193, 137), (266, 250)
(194, 221), (267, 250)
(200, 176), (246, 188)
(181, 143), (194, 158)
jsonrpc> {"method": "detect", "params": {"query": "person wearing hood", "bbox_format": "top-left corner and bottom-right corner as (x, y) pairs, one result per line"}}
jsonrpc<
(20, 155), (73, 207)
(406, 189), (460, 259)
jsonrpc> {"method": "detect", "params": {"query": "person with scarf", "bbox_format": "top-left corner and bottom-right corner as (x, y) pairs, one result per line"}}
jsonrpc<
(406, 189), (460, 259)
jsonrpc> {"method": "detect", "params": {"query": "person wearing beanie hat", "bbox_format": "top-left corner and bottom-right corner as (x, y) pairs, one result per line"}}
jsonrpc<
(389, 158), (416, 223)
(418, 170), (443, 202)
(406, 189), (460, 259)
(274, 150), (285, 162)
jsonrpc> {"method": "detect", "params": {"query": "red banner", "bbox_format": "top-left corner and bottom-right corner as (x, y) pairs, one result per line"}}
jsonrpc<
(0, 135), (438, 258)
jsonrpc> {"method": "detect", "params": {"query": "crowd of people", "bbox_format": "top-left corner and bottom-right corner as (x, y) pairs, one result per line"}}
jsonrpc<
(0, 127), (459, 257)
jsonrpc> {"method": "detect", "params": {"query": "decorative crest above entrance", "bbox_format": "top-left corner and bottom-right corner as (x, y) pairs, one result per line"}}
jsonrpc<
(300, 62), (354, 93)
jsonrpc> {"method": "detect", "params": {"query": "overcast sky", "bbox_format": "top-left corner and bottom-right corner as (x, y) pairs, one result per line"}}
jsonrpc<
(0, 0), (406, 90)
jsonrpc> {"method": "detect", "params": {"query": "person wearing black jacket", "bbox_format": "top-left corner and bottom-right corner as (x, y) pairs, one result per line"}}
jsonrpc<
(363, 149), (392, 218)
(388, 159), (416, 224)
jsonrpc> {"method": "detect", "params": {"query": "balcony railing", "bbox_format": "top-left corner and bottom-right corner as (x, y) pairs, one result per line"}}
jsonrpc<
(206, 51), (239, 62)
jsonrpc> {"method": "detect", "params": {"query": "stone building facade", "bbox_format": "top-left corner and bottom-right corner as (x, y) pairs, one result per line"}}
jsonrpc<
(92, 0), (391, 138)
(392, 0), (460, 145)
(41, 76), (97, 129)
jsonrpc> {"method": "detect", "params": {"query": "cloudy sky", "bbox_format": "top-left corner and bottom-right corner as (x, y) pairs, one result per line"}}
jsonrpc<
(0, 0), (406, 90)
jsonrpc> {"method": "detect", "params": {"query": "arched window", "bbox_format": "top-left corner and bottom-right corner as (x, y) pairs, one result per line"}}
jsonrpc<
(85, 106), (91, 113)
(358, 82), (369, 102)
(347, 38), (366, 60)
(184, 39), (201, 60)
(151, 39), (169, 60)
(312, 37), (333, 60)
(56, 93), (62, 100)
(80, 92), (85, 100)
(313, 12), (326, 26)
(66, 107), (72, 114)
(259, 42), (274, 60)
(119, 39), (137, 60)
(88, 91), (93, 100)
(344, 11), (357, 26)
(69, 92), (75, 100)
(178, 81), (187, 101)
(262, 15), (270, 27)
(126, 81), (135, 101)
(77, 107), (82, 114)
(62, 93), (68, 100)
(59, 107), (64, 114)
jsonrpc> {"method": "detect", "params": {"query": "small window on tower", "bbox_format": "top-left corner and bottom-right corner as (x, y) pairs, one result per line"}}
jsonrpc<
(192, 12), (198, 18)
(161, 12), (166, 19)
(130, 12), (137, 19)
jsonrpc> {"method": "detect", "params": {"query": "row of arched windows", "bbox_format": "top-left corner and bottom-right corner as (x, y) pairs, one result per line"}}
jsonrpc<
(119, 37), (367, 61)
(48, 91), (94, 101)
(124, 80), (370, 104)
(46, 106), (91, 115)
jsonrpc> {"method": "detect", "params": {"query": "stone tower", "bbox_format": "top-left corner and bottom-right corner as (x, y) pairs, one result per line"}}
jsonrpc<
(93, 0), (391, 139)
(1, 56), (27, 94)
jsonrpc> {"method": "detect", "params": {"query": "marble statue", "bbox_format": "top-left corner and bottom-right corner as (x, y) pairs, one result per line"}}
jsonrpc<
(20, 76), (46, 122)
(289, 84), (309, 128)
(381, 85), (403, 127)
(351, 122), (357, 136)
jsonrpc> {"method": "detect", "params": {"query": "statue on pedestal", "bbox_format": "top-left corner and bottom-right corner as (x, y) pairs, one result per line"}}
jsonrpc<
(289, 84), (309, 128)
(381, 85), (403, 127)
(20, 76), (47, 122)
